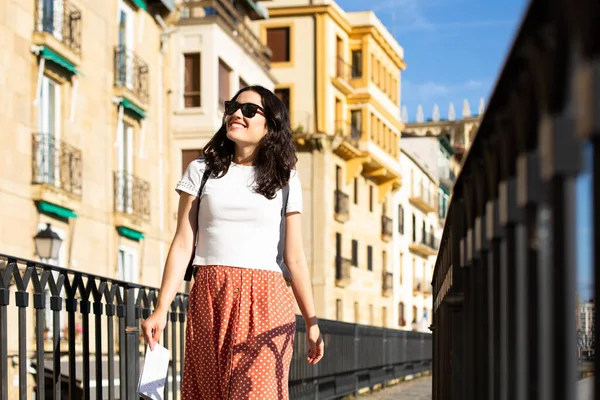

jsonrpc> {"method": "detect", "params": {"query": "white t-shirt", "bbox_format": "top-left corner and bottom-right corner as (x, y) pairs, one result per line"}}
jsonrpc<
(175, 158), (303, 273)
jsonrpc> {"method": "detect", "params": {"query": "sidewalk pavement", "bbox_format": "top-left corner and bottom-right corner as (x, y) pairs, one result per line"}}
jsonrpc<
(350, 375), (432, 400)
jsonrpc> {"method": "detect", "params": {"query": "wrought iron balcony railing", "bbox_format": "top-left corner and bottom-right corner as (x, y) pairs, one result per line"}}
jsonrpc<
(34, 0), (82, 55)
(113, 171), (150, 220)
(335, 56), (352, 82)
(334, 120), (362, 148)
(32, 133), (82, 197)
(179, 0), (272, 70)
(334, 189), (350, 222)
(0, 253), (431, 400)
(114, 46), (149, 104)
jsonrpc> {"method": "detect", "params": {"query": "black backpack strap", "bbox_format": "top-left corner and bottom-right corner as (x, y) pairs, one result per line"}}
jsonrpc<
(183, 166), (211, 281)
(278, 184), (293, 285)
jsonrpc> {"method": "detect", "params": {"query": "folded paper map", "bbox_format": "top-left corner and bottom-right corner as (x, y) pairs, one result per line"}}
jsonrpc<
(137, 343), (170, 400)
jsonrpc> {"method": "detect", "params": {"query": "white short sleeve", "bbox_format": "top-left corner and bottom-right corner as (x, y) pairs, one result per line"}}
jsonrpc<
(286, 170), (302, 214)
(175, 158), (206, 197)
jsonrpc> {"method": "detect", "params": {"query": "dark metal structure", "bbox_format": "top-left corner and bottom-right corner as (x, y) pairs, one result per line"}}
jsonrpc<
(431, 1), (599, 399)
(0, 253), (431, 399)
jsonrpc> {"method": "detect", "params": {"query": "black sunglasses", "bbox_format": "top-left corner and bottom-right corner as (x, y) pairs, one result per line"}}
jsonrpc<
(224, 100), (266, 119)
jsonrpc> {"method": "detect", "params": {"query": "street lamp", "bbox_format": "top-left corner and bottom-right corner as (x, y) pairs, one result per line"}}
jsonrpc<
(34, 223), (62, 262)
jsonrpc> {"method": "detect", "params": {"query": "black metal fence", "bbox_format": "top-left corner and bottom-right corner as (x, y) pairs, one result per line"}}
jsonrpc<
(34, 0), (82, 56)
(432, 1), (599, 400)
(32, 133), (83, 197)
(0, 253), (431, 399)
(113, 46), (149, 104)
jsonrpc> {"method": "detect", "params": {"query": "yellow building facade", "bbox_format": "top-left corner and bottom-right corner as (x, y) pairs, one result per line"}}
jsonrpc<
(255, 0), (406, 326)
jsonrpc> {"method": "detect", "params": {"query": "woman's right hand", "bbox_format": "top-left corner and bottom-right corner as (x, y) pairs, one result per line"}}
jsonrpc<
(141, 309), (168, 351)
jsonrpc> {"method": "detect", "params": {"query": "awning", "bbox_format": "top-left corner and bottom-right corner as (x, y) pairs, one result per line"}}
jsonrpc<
(37, 201), (77, 219)
(246, 0), (269, 19)
(40, 47), (79, 75)
(121, 98), (147, 120)
(131, 0), (148, 11)
(117, 226), (145, 241)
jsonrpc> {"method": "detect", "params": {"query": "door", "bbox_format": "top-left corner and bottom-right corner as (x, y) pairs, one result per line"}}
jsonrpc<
(118, 1), (134, 88)
(39, 0), (64, 40)
(117, 121), (134, 213)
(38, 76), (61, 186)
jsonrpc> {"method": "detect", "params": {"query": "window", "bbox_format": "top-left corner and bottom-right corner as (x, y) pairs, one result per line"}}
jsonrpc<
(350, 110), (361, 139)
(275, 87), (290, 110)
(336, 299), (343, 321)
(399, 253), (403, 284)
(182, 149), (203, 174)
(382, 306), (387, 327)
(354, 301), (360, 323)
(351, 239), (358, 266)
(336, 232), (342, 260)
(218, 58), (231, 106)
(367, 245), (373, 271)
(116, 120), (134, 214)
(398, 204), (404, 234)
(117, 0), (134, 88)
(369, 185), (373, 212)
(398, 302), (405, 326)
(382, 250), (387, 273)
(266, 27), (290, 63)
(118, 246), (137, 283)
(37, 75), (61, 186)
(335, 165), (342, 190)
(351, 50), (362, 78)
(184, 53), (201, 108)
(412, 213), (416, 242)
(353, 178), (358, 204)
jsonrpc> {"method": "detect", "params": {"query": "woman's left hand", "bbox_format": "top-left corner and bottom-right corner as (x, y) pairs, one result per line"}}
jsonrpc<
(306, 321), (324, 365)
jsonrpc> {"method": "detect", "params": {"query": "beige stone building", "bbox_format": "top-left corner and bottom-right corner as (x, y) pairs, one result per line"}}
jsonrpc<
(254, 0), (406, 327)
(0, 0), (175, 397)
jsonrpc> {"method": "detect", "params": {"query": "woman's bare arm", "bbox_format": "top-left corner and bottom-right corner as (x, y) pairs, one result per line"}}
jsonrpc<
(154, 192), (198, 314)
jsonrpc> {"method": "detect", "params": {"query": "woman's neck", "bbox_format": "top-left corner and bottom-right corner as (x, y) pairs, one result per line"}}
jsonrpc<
(233, 146), (257, 166)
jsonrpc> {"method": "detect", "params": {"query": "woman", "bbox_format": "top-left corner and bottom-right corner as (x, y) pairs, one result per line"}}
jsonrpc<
(142, 85), (324, 399)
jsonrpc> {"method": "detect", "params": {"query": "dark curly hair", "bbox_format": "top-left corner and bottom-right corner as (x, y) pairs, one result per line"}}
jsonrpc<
(202, 85), (297, 199)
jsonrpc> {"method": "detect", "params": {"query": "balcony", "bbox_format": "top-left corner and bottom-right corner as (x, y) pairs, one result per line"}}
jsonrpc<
(33, 0), (82, 65)
(32, 133), (82, 209)
(331, 56), (354, 95)
(335, 256), (352, 288)
(179, 0), (272, 70)
(381, 215), (393, 242)
(113, 171), (150, 228)
(409, 185), (437, 214)
(408, 235), (438, 258)
(382, 271), (393, 297)
(413, 280), (422, 295)
(334, 189), (350, 222)
(333, 120), (363, 160)
(113, 46), (149, 108)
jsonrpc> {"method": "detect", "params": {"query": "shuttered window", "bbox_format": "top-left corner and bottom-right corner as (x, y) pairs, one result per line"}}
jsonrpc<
(367, 245), (373, 271)
(218, 59), (231, 106)
(184, 53), (201, 108)
(266, 27), (290, 62)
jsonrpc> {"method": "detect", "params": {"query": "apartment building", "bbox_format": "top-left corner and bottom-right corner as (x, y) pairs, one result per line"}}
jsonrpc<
(393, 149), (440, 332)
(169, 0), (276, 197)
(0, 0), (174, 397)
(254, 0), (406, 327)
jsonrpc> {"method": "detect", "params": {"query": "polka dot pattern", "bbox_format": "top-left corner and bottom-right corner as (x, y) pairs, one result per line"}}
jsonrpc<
(181, 265), (296, 399)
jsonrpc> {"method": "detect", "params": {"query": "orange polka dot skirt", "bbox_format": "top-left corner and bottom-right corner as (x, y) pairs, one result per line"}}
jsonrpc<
(181, 265), (297, 399)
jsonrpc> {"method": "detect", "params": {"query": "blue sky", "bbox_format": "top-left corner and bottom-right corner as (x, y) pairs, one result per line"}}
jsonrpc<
(337, 0), (529, 122)
(577, 144), (594, 302)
